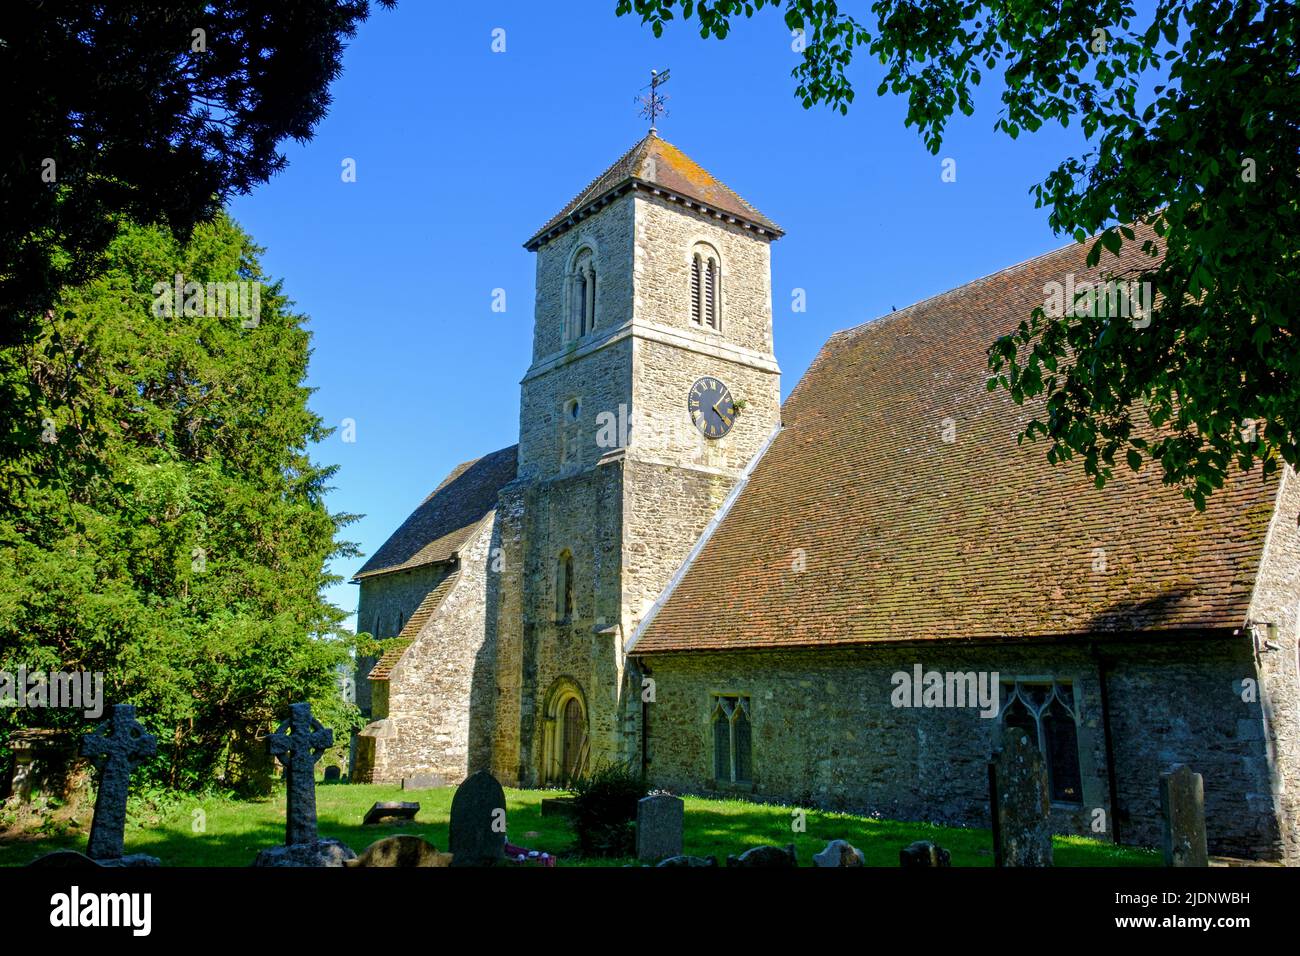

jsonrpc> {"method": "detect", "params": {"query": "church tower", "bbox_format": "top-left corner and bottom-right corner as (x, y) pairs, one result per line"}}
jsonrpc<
(489, 130), (783, 786)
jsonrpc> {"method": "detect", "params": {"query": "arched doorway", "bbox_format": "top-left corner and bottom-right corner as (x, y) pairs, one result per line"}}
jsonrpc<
(542, 678), (588, 785)
(560, 697), (584, 782)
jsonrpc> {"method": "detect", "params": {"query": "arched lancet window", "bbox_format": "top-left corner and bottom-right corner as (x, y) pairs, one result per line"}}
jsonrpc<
(568, 248), (596, 341)
(556, 550), (574, 621)
(711, 694), (752, 784)
(689, 243), (720, 330)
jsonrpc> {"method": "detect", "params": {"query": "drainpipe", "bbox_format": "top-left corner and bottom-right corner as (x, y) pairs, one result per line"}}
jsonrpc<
(1092, 643), (1122, 846)
(638, 660), (652, 777)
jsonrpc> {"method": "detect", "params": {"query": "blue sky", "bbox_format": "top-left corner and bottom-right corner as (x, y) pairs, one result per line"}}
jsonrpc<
(227, 1), (1095, 629)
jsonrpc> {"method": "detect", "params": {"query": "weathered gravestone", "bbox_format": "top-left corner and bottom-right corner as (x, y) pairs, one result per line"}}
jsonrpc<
(345, 835), (453, 867)
(726, 843), (798, 867)
(448, 770), (507, 867)
(899, 840), (951, 867)
(813, 838), (865, 867)
(656, 854), (718, 867)
(323, 765), (342, 783)
(1160, 765), (1208, 867)
(989, 730), (1053, 867)
(636, 793), (683, 862)
(253, 702), (355, 867)
(80, 704), (159, 867)
(363, 801), (420, 825)
(402, 773), (446, 791)
(6, 728), (85, 807)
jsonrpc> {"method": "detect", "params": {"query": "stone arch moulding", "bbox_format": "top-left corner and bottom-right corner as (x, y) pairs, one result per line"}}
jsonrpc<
(541, 675), (589, 785)
(563, 235), (601, 342)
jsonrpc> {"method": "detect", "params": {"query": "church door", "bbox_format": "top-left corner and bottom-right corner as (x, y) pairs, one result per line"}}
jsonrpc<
(561, 696), (586, 784)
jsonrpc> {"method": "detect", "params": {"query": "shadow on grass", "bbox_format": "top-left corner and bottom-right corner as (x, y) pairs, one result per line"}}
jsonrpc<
(0, 785), (1160, 868)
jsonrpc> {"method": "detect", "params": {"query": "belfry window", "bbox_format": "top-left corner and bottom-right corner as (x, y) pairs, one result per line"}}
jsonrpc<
(568, 248), (596, 340)
(711, 694), (751, 784)
(999, 680), (1083, 804)
(690, 244), (720, 330)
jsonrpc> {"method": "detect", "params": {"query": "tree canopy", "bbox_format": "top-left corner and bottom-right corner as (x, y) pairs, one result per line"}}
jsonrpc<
(616, 0), (1298, 508)
(0, 214), (359, 791)
(1, 0), (392, 343)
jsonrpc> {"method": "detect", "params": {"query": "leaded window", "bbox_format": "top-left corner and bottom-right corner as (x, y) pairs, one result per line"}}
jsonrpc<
(999, 680), (1083, 804)
(711, 694), (752, 784)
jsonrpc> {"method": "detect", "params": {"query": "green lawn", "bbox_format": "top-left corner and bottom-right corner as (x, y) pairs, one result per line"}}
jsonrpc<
(0, 783), (1160, 867)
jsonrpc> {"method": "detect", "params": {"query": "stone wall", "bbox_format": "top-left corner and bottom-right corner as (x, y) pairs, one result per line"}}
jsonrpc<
(1242, 466), (1300, 862)
(518, 338), (633, 482)
(638, 636), (1288, 860)
(515, 461), (626, 785)
(530, 194), (635, 364)
(353, 562), (452, 714)
(620, 459), (735, 638)
(632, 192), (774, 355)
(353, 518), (496, 784)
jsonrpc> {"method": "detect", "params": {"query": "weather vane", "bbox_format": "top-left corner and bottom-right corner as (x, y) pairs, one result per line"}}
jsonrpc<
(637, 68), (671, 130)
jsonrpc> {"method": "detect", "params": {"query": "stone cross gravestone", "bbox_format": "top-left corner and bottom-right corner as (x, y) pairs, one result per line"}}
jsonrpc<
(988, 730), (1053, 867)
(81, 704), (156, 861)
(448, 770), (507, 867)
(636, 793), (683, 862)
(267, 702), (332, 846)
(1160, 765), (1208, 867)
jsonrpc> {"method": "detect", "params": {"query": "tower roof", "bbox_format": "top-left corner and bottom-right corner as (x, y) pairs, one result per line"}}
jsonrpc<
(524, 132), (783, 250)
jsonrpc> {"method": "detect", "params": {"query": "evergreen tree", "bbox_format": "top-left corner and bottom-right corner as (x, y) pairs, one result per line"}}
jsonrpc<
(0, 214), (360, 792)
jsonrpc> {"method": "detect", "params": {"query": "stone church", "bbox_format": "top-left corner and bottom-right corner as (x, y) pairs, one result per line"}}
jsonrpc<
(351, 131), (1300, 862)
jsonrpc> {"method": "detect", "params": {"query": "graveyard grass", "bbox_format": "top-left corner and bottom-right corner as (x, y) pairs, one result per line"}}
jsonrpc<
(0, 784), (1159, 867)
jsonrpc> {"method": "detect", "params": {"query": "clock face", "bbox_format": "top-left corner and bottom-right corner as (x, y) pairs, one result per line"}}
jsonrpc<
(688, 376), (736, 439)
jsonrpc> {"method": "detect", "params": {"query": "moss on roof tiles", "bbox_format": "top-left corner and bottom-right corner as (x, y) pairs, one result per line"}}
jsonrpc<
(636, 231), (1279, 654)
(354, 445), (516, 580)
(525, 132), (782, 249)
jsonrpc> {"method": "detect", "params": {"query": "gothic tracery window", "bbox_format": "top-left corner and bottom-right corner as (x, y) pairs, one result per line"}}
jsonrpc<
(711, 694), (751, 784)
(999, 680), (1083, 804)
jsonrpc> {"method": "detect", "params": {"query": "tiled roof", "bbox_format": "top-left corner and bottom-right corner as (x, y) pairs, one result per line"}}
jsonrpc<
(524, 132), (782, 250)
(354, 445), (516, 580)
(367, 567), (462, 681)
(634, 236), (1280, 653)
